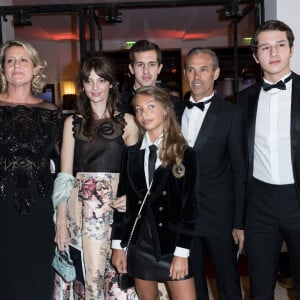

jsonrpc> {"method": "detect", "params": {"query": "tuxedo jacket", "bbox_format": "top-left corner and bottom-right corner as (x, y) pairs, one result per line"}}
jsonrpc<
(111, 145), (198, 260)
(176, 95), (246, 236)
(237, 72), (300, 202)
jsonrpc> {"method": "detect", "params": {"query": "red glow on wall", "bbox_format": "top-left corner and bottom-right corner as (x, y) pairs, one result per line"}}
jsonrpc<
(51, 33), (79, 41)
(182, 33), (212, 40)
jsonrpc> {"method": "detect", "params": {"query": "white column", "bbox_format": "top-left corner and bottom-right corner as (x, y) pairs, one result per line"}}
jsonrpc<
(1, 0), (15, 41)
(264, 0), (300, 73)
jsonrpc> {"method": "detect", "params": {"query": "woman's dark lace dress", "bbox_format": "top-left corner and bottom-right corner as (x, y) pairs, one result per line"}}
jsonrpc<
(0, 103), (62, 300)
(72, 113), (126, 173)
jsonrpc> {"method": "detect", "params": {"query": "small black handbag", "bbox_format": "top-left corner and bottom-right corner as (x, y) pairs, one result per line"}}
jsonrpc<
(118, 273), (135, 291)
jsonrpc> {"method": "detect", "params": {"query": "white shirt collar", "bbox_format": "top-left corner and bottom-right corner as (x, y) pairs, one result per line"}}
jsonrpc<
(263, 72), (292, 85)
(140, 132), (163, 150)
(189, 92), (214, 103)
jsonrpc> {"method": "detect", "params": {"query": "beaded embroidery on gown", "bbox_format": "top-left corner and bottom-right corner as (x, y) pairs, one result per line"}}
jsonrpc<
(0, 103), (62, 300)
(53, 114), (137, 300)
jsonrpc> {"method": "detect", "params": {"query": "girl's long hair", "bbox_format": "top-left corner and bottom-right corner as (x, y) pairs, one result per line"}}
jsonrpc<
(133, 86), (188, 166)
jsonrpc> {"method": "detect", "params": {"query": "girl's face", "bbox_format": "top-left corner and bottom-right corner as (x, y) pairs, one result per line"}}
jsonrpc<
(83, 69), (112, 104)
(134, 94), (166, 141)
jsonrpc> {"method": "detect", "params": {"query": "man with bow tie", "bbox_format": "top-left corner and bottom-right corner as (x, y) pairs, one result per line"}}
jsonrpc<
(178, 47), (246, 300)
(237, 20), (300, 299)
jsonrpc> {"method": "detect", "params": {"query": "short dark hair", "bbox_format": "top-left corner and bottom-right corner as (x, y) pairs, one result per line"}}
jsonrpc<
(251, 20), (294, 55)
(129, 40), (162, 65)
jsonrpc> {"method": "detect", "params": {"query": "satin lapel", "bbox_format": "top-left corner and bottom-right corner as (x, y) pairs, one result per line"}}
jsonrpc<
(247, 86), (261, 164)
(193, 97), (218, 151)
(127, 148), (147, 198)
(290, 74), (300, 163)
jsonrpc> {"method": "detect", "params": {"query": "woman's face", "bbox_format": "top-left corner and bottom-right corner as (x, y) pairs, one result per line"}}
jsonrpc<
(4, 45), (36, 89)
(83, 69), (112, 105)
(134, 94), (166, 141)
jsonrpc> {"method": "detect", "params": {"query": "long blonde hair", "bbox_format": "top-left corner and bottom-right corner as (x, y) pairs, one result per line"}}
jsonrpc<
(133, 86), (188, 167)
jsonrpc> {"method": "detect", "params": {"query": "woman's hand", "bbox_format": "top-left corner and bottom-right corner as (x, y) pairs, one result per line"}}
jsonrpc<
(54, 223), (69, 251)
(169, 256), (189, 280)
(111, 195), (126, 212)
(54, 203), (69, 251)
(112, 249), (127, 273)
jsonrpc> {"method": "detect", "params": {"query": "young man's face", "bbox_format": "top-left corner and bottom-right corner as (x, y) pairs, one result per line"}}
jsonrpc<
(253, 30), (293, 81)
(129, 50), (163, 89)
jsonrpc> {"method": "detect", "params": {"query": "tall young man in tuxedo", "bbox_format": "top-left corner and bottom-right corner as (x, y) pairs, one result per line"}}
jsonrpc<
(237, 20), (300, 299)
(180, 47), (246, 300)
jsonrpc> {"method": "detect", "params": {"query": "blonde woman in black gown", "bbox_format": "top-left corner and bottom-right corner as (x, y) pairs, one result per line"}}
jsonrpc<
(0, 40), (62, 300)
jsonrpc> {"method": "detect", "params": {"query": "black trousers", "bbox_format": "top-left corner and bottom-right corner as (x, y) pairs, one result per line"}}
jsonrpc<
(245, 178), (300, 300)
(190, 234), (242, 300)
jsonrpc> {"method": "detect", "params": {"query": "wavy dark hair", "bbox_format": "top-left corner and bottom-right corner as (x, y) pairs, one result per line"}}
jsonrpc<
(133, 86), (188, 167)
(0, 39), (47, 94)
(251, 20), (294, 55)
(76, 55), (121, 139)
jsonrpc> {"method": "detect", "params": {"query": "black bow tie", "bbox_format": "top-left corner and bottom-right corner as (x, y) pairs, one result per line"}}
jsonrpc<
(262, 75), (292, 91)
(185, 99), (212, 111)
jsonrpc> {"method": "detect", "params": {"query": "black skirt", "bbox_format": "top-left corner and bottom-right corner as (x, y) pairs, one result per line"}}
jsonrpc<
(127, 218), (192, 281)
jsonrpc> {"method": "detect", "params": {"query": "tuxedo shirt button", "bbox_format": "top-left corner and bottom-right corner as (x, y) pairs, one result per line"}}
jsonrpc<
(138, 200), (142, 205)
(138, 215), (142, 219)
(162, 190), (167, 196)
(158, 223), (163, 227)
(158, 206), (164, 211)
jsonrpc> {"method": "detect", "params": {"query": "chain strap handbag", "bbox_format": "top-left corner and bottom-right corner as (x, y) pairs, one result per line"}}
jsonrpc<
(118, 181), (153, 291)
(52, 248), (76, 283)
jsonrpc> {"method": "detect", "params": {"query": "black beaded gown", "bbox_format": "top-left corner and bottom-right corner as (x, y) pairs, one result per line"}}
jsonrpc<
(0, 102), (62, 300)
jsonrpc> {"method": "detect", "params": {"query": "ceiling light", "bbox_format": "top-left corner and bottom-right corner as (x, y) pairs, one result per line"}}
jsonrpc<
(14, 9), (32, 26)
(224, 1), (243, 18)
(104, 4), (122, 23)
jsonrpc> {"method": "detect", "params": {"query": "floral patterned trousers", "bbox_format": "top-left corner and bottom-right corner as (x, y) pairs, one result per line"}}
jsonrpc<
(53, 172), (137, 300)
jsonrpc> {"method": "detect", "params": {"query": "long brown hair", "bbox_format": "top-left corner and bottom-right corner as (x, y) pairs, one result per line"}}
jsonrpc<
(76, 55), (121, 139)
(133, 86), (188, 167)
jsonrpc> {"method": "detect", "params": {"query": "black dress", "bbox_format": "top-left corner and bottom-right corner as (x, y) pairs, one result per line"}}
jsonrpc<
(0, 103), (62, 300)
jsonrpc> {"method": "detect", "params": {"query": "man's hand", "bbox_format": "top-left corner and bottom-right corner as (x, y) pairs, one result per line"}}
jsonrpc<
(232, 228), (245, 255)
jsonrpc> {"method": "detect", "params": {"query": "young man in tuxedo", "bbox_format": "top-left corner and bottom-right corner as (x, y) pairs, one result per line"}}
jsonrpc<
(237, 19), (300, 299)
(180, 47), (246, 300)
(121, 39), (180, 115)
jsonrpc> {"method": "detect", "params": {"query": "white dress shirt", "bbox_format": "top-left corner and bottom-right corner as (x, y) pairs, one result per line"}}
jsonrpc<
(140, 132), (162, 188)
(181, 93), (214, 147)
(254, 74), (294, 184)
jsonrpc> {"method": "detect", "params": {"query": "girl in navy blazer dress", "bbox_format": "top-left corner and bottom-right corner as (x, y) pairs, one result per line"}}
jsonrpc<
(112, 86), (197, 300)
